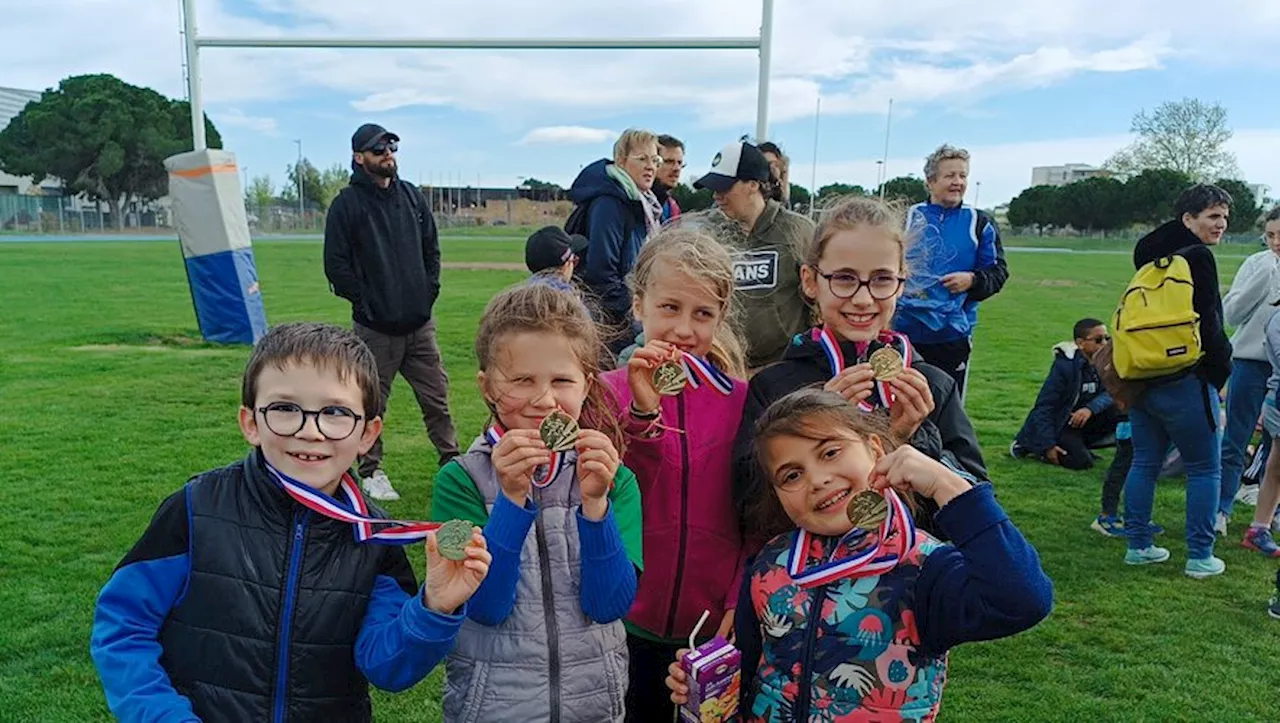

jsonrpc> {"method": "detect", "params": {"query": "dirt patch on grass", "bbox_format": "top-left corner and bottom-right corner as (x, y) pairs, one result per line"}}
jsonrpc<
(71, 332), (245, 356)
(442, 261), (525, 271)
(1038, 279), (1080, 287)
(71, 344), (241, 357)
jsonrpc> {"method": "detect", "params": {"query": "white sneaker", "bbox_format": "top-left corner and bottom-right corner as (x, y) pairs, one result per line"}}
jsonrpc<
(362, 470), (400, 501)
(1236, 484), (1259, 506)
(1214, 512), (1228, 537)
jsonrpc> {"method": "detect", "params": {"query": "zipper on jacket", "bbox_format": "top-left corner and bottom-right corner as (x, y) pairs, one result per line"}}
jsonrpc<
(794, 580), (828, 721)
(273, 509), (308, 723)
(534, 506), (562, 723)
(664, 395), (691, 638)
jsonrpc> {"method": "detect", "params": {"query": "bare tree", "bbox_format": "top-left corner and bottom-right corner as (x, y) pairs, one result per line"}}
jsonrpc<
(1105, 98), (1239, 181)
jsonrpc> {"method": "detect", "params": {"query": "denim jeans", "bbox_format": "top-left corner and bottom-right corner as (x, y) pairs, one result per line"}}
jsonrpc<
(1218, 358), (1270, 516)
(1124, 373), (1221, 558)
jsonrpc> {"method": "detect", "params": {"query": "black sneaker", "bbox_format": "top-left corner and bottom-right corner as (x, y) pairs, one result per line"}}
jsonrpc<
(1270, 572), (1280, 620)
(1010, 440), (1031, 460)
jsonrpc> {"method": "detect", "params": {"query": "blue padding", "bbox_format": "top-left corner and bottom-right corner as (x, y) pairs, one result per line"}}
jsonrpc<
(185, 248), (268, 345)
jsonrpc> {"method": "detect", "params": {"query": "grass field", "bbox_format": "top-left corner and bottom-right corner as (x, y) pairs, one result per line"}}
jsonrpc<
(2, 235), (1278, 722)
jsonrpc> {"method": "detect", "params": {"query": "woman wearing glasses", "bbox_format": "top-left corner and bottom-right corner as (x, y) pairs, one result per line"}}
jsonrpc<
(569, 129), (666, 355)
(690, 140), (815, 372)
(731, 196), (988, 540)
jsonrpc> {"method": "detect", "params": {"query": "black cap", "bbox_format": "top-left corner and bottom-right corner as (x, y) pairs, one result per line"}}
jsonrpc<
(525, 226), (589, 273)
(351, 123), (400, 152)
(693, 141), (771, 192)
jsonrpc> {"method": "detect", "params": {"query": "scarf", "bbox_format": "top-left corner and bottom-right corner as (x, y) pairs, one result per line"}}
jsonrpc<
(606, 163), (663, 237)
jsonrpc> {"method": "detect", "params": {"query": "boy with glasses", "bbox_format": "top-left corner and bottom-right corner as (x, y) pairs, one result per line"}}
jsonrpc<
(1012, 318), (1124, 470)
(91, 322), (491, 722)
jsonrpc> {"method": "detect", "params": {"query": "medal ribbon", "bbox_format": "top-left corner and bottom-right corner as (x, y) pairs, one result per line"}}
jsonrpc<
(815, 326), (914, 411)
(264, 463), (441, 545)
(679, 352), (734, 396)
(486, 423), (566, 488)
(786, 488), (917, 588)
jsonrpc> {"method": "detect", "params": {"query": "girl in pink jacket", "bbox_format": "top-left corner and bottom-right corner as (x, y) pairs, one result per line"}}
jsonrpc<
(601, 226), (750, 723)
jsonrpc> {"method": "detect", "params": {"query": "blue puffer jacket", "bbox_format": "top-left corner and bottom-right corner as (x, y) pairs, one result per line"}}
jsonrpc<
(569, 159), (649, 332)
(1014, 342), (1115, 455)
(893, 203), (1008, 344)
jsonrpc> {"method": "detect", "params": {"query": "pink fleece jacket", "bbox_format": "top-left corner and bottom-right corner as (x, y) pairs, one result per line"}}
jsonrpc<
(601, 368), (749, 642)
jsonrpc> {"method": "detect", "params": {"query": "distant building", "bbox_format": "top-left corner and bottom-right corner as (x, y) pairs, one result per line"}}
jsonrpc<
(1030, 163), (1109, 187)
(0, 86), (58, 196)
(1249, 183), (1270, 205)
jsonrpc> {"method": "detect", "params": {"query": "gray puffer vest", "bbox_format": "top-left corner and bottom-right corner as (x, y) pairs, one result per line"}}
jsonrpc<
(443, 438), (628, 723)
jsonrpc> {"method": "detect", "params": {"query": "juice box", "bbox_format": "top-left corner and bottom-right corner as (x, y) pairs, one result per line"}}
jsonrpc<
(679, 636), (741, 723)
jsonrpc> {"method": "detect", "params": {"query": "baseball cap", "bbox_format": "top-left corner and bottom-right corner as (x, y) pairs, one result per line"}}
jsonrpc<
(351, 123), (400, 152)
(525, 226), (589, 273)
(693, 141), (771, 192)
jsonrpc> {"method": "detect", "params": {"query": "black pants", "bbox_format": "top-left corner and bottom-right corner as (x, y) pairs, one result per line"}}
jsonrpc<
(913, 338), (972, 402)
(1057, 407), (1124, 471)
(1101, 439), (1133, 517)
(625, 634), (682, 723)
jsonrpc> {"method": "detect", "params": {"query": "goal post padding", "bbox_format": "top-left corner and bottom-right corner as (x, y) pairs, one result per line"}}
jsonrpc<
(164, 149), (268, 345)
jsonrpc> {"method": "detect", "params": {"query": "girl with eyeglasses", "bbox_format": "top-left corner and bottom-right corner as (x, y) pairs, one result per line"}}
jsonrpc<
(732, 196), (988, 540)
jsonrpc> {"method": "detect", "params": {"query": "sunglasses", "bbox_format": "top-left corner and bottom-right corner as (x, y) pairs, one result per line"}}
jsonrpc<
(367, 141), (398, 156)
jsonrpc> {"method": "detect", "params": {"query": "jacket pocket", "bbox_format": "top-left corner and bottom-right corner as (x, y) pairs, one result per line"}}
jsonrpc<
(604, 645), (627, 720)
(443, 656), (490, 723)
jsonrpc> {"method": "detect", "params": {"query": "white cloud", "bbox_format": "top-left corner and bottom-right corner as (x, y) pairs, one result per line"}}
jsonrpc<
(517, 126), (616, 146)
(214, 109), (279, 135)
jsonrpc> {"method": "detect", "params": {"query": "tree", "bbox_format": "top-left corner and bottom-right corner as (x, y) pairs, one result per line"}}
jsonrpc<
(1057, 177), (1129, 232)
(1123, 168), (1194, 225)
(0, 73), (222, 229)
(876, 176), (929, 204)
(521, 177), (563, 192)
(670, 183), (713, 212)
(1213, 178), (1261, 234)
(1105, 98), (1239, 181)
(285, 158), (324, 210)
(245, 174), (275, 210)
(316, 163), (349, 210)
(816, 183), (866, 203)
(788, 184), (812, 210)
(1006, 185), (1062, 234)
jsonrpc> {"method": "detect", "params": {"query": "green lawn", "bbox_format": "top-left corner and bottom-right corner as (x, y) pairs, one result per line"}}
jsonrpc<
(1, 238), (1278, 722)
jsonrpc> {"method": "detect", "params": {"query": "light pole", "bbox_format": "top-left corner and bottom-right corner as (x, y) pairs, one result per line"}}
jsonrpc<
(294, 139), (304, 225)
(875, 160), (884, 196)
(809, 95), (821, 219)
(974, 181), (982, 209)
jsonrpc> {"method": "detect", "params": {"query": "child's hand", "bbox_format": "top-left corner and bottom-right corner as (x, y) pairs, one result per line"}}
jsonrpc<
(577, 429), (620, 521)
(492, 429), (549, 508)
(824, 363), (876, 407)
(628, 339), (681, 414)
(666, 650), (691, 705)
(887, 368), (935, 442)
(870, 446), (971, 508)
(424, 527), (491, 615)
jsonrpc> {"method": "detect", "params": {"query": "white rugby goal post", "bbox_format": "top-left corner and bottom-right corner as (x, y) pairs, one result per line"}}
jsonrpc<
(179, 0), (776, 151)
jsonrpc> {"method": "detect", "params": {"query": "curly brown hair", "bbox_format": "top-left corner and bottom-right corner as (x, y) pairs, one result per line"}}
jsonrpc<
(474, 282), (625, 453)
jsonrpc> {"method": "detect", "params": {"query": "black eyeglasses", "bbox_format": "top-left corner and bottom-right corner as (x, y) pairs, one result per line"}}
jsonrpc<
(811, 268), (905, 300)
(257, 402), (364, 441)
(368, 141), (398, 156)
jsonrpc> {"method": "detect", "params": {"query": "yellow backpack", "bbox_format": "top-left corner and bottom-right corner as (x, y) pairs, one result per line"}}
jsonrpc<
(1111, 254), (1202, 380)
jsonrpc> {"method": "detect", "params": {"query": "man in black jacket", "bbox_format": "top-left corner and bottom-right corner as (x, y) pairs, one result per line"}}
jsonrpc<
(324, 124), (460, 501)
(1120, 183), (1234, 579)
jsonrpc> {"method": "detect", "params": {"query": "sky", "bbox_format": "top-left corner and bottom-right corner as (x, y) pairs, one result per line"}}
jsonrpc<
(3, 0), (1279, 207)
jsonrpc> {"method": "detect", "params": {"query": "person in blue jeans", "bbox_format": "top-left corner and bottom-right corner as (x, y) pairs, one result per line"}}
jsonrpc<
(1123, 184), (1234, 579)
(1219, 207), (1280, 533)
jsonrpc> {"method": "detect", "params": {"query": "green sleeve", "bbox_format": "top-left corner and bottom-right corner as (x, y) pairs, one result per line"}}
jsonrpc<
(428, 461), (490, 526)
(608, 464), (644, 571)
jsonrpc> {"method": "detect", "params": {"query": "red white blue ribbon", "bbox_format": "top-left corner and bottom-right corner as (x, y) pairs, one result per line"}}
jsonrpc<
(680, 352), (734, 395)
(814, 326), (914, 411)
(786, 488), (917, 589)
(264, 463), (441, 545)
(486, 423), (567, 488)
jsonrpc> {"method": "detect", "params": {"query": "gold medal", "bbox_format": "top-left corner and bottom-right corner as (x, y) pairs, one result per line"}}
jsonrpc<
(539, 410), (580, 452)
(846, 490), (889, 532)
(869, 346), (904, 381)
(652, 361), (688, 396)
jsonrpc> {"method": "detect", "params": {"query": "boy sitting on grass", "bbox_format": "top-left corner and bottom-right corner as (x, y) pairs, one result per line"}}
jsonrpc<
(90, 322), (491, 723)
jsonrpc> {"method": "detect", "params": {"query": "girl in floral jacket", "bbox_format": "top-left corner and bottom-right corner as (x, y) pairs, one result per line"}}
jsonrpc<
(667, 389), (1053, 721)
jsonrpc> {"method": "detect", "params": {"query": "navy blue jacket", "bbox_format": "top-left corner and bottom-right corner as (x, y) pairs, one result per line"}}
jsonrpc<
(569, 159), (648, 331)
(1014, 343), (1115, 455)
(90, 451), (465, 723)
(894, 204), (1008, 344)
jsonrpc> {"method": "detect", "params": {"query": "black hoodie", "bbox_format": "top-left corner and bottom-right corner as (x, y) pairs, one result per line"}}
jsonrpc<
(732, 331), (989, 539)
(1132, 220), (1232, 389)
(324, 167), (441, 335)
